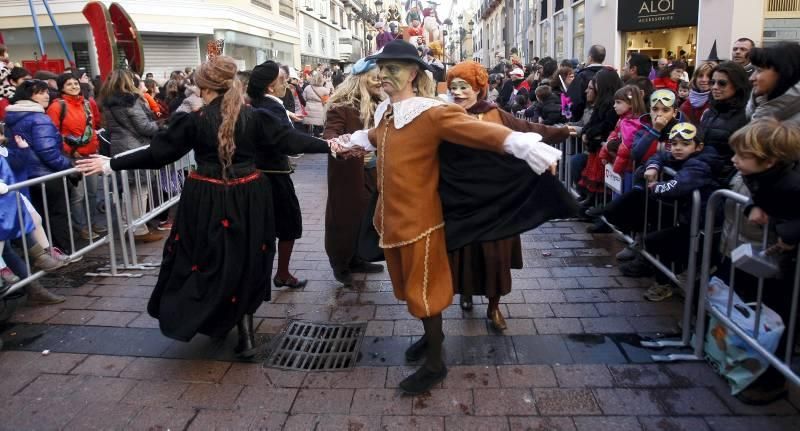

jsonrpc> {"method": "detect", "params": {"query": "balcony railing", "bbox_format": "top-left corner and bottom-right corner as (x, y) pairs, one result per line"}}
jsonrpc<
(766, 0), (800, 17)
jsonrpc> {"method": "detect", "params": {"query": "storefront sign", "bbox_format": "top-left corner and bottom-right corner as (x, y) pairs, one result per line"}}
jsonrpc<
(618, 0), (699, 31)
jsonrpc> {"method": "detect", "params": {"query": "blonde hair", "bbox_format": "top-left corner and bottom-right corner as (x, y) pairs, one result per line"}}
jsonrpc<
(414, 68), (437, 98)
(99, 69), (141, 101)
(326, 69), (385, 129)
(730, 118), (800, 161)
(309, 71), (325, 87)
(614, 84), (647, 116)
(194, 55), (243, 177)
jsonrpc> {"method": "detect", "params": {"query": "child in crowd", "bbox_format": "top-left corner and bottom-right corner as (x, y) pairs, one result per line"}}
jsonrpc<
(525, 85), (566, 125)
(598, 122), (721, 301)
(716, 119), (800, 405)
(677, 80), (690, 108)
(601, 85), (646, 178)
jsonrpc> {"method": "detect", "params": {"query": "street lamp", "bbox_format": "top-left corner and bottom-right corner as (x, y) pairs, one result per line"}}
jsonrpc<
(457, 14), (464, 62)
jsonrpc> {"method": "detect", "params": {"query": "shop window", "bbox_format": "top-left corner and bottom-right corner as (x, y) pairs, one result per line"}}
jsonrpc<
(540, 20), (550, 57)
(279, 0), (294, 18)
(555, 11), (566, 60)
(572, 2), (585, 58)
(252, 0), (272, 10)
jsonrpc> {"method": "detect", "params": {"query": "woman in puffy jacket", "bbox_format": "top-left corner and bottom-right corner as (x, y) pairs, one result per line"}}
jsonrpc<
(4, 79), (74, 253)
(47, 72), (104, 240)
(698, 61), (751, 185)
(99, 69), (162, 243)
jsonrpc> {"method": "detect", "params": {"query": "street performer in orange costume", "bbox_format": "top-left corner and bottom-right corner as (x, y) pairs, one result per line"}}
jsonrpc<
(338, 40), (565, 394)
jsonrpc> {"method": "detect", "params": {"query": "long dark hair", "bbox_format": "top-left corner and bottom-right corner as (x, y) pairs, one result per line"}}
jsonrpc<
(749, 41), (800, 100)
(593, 68), (623, 110)
(710, 61), (751, 108)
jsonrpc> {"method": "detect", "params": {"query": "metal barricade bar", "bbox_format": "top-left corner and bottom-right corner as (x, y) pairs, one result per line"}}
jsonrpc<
(693, 189), (800, 387)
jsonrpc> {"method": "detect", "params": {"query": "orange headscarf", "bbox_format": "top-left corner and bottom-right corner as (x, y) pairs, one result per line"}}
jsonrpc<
(446, 61), (489, 100)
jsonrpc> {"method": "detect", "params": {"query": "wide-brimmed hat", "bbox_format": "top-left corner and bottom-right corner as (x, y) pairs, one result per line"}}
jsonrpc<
(366, 40), (430, 71)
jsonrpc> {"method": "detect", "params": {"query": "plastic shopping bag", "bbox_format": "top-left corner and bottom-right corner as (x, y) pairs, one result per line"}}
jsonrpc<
(702, 276), (785, 394)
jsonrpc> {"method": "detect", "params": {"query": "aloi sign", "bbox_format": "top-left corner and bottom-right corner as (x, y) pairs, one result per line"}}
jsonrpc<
(618, 0), (699, 31)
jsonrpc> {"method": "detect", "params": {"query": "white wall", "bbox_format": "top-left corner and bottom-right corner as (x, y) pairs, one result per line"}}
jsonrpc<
(697, 0), (764, 62)
(583, 0), (621, 66)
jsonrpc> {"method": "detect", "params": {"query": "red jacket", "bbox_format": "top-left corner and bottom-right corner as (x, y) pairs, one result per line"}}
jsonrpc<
(46, 94), (102, 157)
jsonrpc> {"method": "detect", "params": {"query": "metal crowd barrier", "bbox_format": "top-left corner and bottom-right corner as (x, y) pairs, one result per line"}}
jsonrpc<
(1, 146), (193, 302)
(0, 165), (120, 300)
(106, 146), (192, 271)
(691, 189), (800, 386)
(597, 167), (704, 361)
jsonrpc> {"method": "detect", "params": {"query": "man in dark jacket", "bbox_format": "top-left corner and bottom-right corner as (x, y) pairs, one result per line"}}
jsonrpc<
(567, 44), (606, 120)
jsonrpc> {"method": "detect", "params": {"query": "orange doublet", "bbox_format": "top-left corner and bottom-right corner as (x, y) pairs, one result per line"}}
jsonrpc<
(368, 99), (513, 317)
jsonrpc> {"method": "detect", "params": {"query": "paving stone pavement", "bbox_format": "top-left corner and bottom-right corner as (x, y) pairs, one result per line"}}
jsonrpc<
(1, 154), (798, 430)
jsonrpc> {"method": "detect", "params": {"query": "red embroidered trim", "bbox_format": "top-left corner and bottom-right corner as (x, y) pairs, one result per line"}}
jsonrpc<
(221, 219), (230, 228)
(188, 171), (261, 186)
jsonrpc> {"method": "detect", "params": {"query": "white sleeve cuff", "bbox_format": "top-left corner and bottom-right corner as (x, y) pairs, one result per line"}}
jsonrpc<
(342, 130), (377, 152)
(503, 131), (563, 175)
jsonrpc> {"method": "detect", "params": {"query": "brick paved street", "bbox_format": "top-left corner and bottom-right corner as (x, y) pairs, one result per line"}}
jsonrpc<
(1, 154), (798, 430)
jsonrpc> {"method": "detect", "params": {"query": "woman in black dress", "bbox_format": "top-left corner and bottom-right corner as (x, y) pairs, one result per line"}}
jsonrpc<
(77, 56), (337, 358)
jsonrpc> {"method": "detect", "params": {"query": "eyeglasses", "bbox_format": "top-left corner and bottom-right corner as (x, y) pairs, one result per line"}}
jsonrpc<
(669, 122), (698, 140)
(650, 89), (676, 107)
(710, 79), (729, 88)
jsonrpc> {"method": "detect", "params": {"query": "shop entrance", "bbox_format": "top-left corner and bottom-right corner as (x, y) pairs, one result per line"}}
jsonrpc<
(622, 26), (697, 71)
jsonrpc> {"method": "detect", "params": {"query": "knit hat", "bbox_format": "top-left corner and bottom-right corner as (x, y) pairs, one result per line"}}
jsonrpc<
(446, 61), (489, 99)
(247, 60), (280, 99)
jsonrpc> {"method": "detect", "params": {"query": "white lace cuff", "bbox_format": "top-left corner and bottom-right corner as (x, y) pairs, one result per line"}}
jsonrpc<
(503, 131), (562, 175)
(342, 130), (377, 152)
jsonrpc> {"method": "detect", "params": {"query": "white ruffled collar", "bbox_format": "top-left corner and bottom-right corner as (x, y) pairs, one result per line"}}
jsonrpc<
(374, 97), (446, 129)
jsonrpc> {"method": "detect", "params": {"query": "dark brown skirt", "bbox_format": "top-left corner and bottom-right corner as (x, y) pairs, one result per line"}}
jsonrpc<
(324, 153), (377, 271)
(448, 236), (523, 298)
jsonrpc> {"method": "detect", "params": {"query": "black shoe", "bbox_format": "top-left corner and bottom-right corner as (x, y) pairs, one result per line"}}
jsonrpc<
(585, 206), (604, 217)
(399, 365), (448, 395)
(273, 274), (308, 289)
(619, 258), (655, 278)
(349, 261), (384, 274)
(333, 269), (354, 286)
(406, 336), (429, 362)
(235, 314), (258, 359)
(586, 220), (612, 234)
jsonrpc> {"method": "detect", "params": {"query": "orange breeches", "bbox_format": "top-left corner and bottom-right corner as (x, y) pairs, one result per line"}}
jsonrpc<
(383, 228), (454, 318)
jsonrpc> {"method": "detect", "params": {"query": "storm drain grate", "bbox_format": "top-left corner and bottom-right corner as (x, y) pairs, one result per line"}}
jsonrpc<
(261, 320), (367, 371)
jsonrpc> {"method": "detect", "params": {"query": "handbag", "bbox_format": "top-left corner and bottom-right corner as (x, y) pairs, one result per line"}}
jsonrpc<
(701, 276), (785, 394)
(356, 191), (385, 262)
(312, 86), (330, 104)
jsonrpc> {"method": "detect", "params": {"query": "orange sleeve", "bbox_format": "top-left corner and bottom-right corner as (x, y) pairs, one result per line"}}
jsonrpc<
(90, 98), (102, 128)
(46, 101), (62, 131)
(433, 104), (511, 153)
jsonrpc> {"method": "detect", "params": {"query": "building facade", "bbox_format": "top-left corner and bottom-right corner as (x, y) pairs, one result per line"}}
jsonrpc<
(475, 0), (799, 72)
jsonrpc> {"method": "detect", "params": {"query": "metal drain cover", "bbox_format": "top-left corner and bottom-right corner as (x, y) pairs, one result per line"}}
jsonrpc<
(261, 320), (367, 371)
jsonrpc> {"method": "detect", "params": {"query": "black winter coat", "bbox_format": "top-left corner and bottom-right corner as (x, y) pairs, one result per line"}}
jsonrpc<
(581, 101), (618, 152)
(699, 100), (748, 183)
(250, 96), (294, 173)
(525, 93), (565, 125)
(566, 64), (604, 121)
(743, 162), (800, 245)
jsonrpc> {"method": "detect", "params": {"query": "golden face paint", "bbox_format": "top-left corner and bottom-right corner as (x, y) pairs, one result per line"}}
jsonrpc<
(378, 61), (415, 95)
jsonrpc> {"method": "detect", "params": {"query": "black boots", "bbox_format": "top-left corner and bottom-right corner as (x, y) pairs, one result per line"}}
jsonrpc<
(400, 314), (448, 395)
(234, 314), (258, 359)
